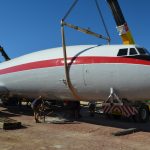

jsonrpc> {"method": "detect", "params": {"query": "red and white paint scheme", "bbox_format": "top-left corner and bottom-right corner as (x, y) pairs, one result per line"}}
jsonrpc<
(0, 44), (150, 102)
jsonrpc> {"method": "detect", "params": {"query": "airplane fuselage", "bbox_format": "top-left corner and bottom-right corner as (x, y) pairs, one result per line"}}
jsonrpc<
(0, 45), (150, 102)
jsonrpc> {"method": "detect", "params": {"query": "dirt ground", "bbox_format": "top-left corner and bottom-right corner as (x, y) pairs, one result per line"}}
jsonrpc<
(0, 105), (150, 150)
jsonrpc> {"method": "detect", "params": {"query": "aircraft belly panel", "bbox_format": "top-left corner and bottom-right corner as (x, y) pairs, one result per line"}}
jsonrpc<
(115, 64), (150, 101)
(83, 63), (116, 100)
(0, 66), (68, 100)
(0, 62), (150, 102)
(83, 63), (150, 101)
(0, 65), (85, 100)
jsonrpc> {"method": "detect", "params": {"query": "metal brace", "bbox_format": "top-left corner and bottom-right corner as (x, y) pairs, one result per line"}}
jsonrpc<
(103, 88), (123, 106)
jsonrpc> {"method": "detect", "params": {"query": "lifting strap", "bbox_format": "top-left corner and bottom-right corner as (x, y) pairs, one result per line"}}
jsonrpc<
(61, 0), (111, 101)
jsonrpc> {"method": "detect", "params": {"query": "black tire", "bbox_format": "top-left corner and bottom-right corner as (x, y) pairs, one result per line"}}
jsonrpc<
(138, 104), (149, 122)
(132, 115), (139, 122)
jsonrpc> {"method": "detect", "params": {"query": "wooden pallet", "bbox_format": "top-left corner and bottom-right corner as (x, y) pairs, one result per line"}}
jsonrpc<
(0, 117), (21, 130)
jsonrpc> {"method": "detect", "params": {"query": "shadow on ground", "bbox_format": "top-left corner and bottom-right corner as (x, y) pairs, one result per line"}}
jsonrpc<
(79, 107), (150, 133)
(0, 105), (33, 117)
(1, 105), (150, 133)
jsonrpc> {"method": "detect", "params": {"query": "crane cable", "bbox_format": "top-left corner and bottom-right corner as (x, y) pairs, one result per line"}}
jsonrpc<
(94, 0), (111, 44)
(62, 0), (79, 21)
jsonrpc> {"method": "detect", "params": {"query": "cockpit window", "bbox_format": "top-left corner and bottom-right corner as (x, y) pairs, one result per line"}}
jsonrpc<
(137, 48), (146, 54)
(129, 48), (137, 55)
(137, 48), (149, 55)
(117, 48), (128, 56)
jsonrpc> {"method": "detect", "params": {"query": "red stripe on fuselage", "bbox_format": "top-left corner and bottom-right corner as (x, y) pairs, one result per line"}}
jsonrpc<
(0, 56), (150, 75)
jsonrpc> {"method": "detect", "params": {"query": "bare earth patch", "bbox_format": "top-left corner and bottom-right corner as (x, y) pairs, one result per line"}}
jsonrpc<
(0, 106), (150, 150)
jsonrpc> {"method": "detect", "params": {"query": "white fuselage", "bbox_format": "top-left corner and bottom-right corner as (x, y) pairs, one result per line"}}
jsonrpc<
(0, 44), (150, 102)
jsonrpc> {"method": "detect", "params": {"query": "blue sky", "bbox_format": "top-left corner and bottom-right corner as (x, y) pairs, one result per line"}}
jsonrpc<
(0, 0), (150, 59)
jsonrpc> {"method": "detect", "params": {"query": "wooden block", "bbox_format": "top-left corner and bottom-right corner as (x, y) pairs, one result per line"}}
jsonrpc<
(0, 117), (21, 130)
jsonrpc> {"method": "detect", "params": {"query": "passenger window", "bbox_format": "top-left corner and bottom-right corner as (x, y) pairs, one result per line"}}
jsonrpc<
(117, 49), (128, 56)
(129, 48), (137, 55)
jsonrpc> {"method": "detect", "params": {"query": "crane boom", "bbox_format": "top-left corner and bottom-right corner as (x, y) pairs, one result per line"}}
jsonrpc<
(106, 0), (135, 45)
(0, 46), (10, 61)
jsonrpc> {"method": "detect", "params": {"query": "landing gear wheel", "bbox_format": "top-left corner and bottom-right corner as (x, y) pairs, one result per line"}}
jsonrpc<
(138, 104), (149, 122)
